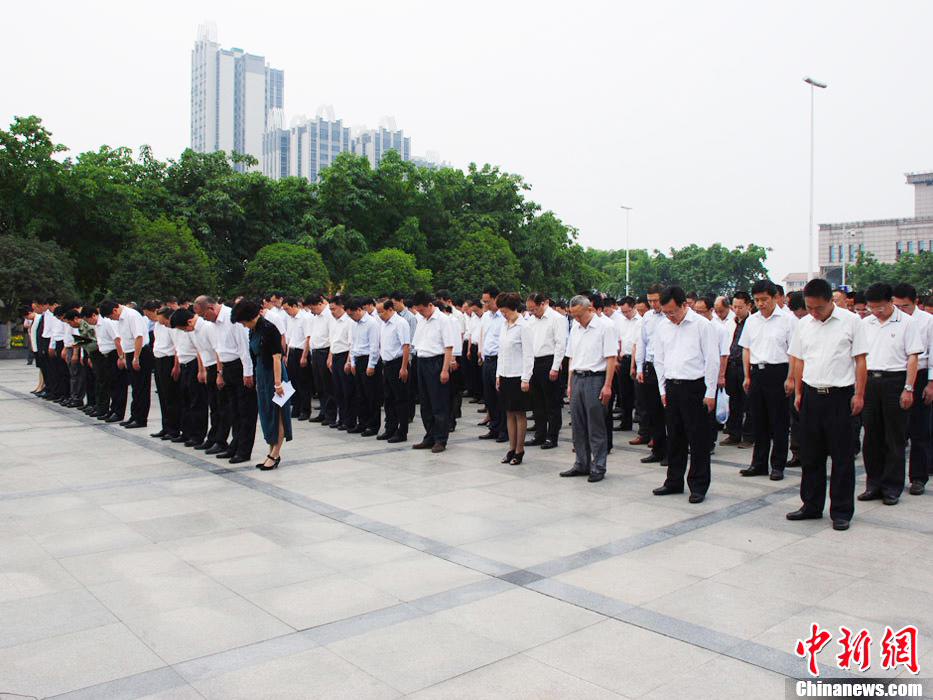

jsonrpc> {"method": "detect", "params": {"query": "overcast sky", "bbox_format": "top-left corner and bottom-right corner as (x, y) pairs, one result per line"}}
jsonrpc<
(3, 0), (932, 283)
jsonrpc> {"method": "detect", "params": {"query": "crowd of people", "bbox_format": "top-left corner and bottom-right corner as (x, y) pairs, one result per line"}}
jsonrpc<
(20, 278), (933, 530)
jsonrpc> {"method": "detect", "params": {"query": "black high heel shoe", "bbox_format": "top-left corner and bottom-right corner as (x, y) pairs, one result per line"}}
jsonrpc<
(500, 450), (515, 464)
(258, 456), (281, 471)
(510, 451), (525, 465)
(255, 454), (273, 469)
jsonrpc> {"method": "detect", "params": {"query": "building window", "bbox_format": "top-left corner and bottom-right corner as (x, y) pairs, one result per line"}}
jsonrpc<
(907, 241), (914, 254)
(896, 241), (904, 258)
(920, 240), (928, 253)
(829, 245), (835, 263)
(838, 245), (843, 263)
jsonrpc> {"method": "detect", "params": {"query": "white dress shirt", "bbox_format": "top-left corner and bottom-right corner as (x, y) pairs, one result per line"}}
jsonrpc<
(50, 315), (67, 344)
(380, 313), (411, 362)
(413, 309), (458, 358)
(906, 308), (933, 371)
(309, 307), (334, 350)
(636, 310), (665, 371)
(862, 307), (924, 372)
(284, 309), (311, 350)
(480, 310), (504, 357)
(350, 313), (381, 369)
(214, 305), (253, 375)
(653, 309), (720, 399)
(739, 307), (796, 365)
(789, 305), (869, 388)
(152, 322), (176, 359)
(466, 313), (481, 345)
(172, 328), (198, 364)
(496, 317), (535, 382)
(191, 317), (218, 367)
(329, 313), (353, 354)
(530, 307), (569, 373)
(264, 307), (288, 336)
(117, 306), (150, 351)
(616, 313), (642, 357)
(566, 314), (617, 373)
(94, 318), (118, 354)
(41, 309), (55, 345)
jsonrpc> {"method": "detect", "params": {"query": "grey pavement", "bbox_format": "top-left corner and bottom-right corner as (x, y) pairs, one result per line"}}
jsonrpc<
(1, 359), (930, 699)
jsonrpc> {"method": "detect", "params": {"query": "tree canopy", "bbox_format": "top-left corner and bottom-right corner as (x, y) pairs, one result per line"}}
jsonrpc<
(0, 233), (77, 320)
(846, 251), (933, 294)
(241, 243), (331, 299)
(344, 248), (433, 299)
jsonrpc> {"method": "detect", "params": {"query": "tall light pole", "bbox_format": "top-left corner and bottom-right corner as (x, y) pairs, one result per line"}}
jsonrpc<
(621, 205), (632, 295)
(804, 76), (827, 280)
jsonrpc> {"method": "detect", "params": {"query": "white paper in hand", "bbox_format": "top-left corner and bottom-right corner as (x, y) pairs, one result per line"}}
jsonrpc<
(272, 381), (295, 407)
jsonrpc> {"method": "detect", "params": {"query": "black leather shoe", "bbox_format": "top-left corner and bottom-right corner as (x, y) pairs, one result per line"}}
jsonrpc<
(688, 493), (705, 504)
(193, 441), (213, 451)
(387, 435), (407, 443)
(412, 441), (433, 450)
(97, 413), (111, 421)
(882, 495), (899, 506)
(652, 486), (683, 496)
(909, 481), (926, 496)
(170, 434), (188, 443)
(258, 456), (281, 471)
(228, 454), (251, 464)
(309, 415), (325, 423)
(857, 490), (881, 502)
(587, 472), (605, 483)
(215, 450), (236, 459)
(769, 471), (784, 481)
(640, 454), (662, 464)
(659, 458), (669, 466)
(346, 426), (364, 434)
(360, 429), (378, 437)
(524, 438), (545, 447)
(125, 421), (146, 429)
(337, 424), (350, 431)
(495, 435), (509, 443)
(787, 454), (802, 467)
(105, 415), (123, 423)
(478, 431), (497, 440)
(119, 419), (133, 427)
(161, 432), (180, 441)
(832, 519), (850, 531)
(150, 430), (167, 438)
(184, 439), (201, 447)
(541, 441), (558, 450)
(205, 443), (228, 455)
(786, 508), (822, 521)
(297, 414), (310, 421)
(560, 468), (590, 477)
(376, 432), (391, 440)
(739, 467), (769, 477)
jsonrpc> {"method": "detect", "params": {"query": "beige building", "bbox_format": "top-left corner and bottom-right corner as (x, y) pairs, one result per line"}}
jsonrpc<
(819, 171), (933, 285)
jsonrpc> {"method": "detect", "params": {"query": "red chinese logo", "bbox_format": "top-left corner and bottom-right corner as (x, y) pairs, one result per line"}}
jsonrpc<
(880, 625), (919, 675)
(796, 623), (833, 677)
(795, 623), (921, 676)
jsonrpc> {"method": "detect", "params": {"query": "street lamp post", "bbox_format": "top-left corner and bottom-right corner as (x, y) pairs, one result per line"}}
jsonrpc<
(841, 228), (856, 287)
(621, 205), (632, 295)
(804, 76), (827, 281)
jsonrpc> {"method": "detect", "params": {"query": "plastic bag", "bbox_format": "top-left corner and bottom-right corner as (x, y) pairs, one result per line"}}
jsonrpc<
(715, 390), (730, 424)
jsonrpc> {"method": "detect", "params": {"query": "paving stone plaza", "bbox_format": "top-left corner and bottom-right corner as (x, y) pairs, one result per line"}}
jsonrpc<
(1, 359), (931, 699)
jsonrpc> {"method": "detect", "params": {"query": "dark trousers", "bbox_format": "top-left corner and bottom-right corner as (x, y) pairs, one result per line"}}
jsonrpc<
(95, 351), (115, 415)
(418, 355), (450, 445)
(482, 355), (506, 437)
(49, 341), (68, 398)
(286, 348), (312, 417)
(111, 357), (129, 420)
(531, 355), (563, 443)
(448, 359), (463, 428)
(634, 371), (649, 437)
(205, 364), (222, 445)
(461, 341), (477, 398)
(663, 379), (711, 495)
(331, 351), (356, 428)
(219, 359), (257, 458)
(68, 353), (85, 401)
(382, 357), (409, 438)
(862, 371), (909, 498)
(615, 355), (635, 429)
(748, 363), (790, 472)
(354, 356), (382, 431)
(799, 384), (856, 520)
(908, 369), (931, 485)
(408, 355), (419, 421)
(725, 359), (753, 440)
(126, 345), (154, 424)
(643, 362), (667, 457)
(180, 360), (207, 442)
(154, 355), (181, 434)
(311, 348), (337, 422)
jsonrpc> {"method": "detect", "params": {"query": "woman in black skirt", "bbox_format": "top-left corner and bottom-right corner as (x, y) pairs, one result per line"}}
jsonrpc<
(495, 292), (535, 465)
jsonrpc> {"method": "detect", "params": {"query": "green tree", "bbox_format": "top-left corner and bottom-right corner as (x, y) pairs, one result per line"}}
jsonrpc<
(241, 242), (330, 298)
(383, 216), (429, 267)
(108, 216), (216, 302)
(438, 229), (521, 295)
(0, 234), (77, 321)
(344, 248), (433, 298)
(315, 224), (369, 286)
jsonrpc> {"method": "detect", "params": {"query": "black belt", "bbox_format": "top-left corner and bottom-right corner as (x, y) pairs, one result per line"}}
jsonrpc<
(667, 378), (704, 385)
(804, 383), (852, 395)
(868, 370), (906, 379)
(573, 370), (605, 377)
(751, 362), (789, 370)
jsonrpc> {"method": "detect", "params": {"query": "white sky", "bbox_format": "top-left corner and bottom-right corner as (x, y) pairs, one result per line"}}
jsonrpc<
(3, 0), (932, 284)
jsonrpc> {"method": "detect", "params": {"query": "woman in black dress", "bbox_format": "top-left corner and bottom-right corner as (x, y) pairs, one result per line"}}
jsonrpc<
(232, 300), (292, 470)
(495, 292), (535, 465)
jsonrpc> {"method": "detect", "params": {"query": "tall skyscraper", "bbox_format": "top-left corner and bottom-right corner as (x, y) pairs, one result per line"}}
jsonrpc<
(352, 117), (411, 170)
(190, 23), (284, 171)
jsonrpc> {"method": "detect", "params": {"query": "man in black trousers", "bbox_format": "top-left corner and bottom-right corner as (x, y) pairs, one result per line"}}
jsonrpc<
(377, 301), (411, 443)
(525, 292), (567, 449)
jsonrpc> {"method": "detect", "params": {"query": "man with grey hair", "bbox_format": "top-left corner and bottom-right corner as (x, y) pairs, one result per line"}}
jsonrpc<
(560, 295), (618, 482)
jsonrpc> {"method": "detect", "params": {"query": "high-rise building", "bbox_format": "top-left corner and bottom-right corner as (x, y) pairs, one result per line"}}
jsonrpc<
(351, 117), (411, 169)
(190, 23), (284, 171)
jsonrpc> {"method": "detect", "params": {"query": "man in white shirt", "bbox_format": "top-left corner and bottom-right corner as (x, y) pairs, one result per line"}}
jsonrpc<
(46, 304), (70, 402)
(347, 298), (383, 437)
(262, 294), (288, 337)
(196, 296), (257, 464)
(858, 282), (924, 505)
(377, 301), (411, 443)
(169, 307), (208, 447)
(143, 300), (181, 441)
(282, 297), (312, 421)
(464, 299), (484, 401)
(787, 278), (868, 531)
(479, 287), (507, 442)
(722, 291), (755, 449)
(306, 294), (337, 425)
(411, 291), (457, 453)
(561, 295), (618, 482)
(693, 296), (730, 455)
(526, 293), (569, 449)
(738, 280), (797, 480)
(651, 287), (720, 503)
(892, 283), (933, 495)
(103, 300), (153, 427)
(613, 296), (641, 433)
(82, 307), (117, 419)
(327, 295), (356, 430)
(635, 284), (668, 463)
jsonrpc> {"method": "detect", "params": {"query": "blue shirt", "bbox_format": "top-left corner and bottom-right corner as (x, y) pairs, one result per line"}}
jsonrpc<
(481, 310), (504, 357)
(350, 313), (381, 369)
(380, 312), (411, 362)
